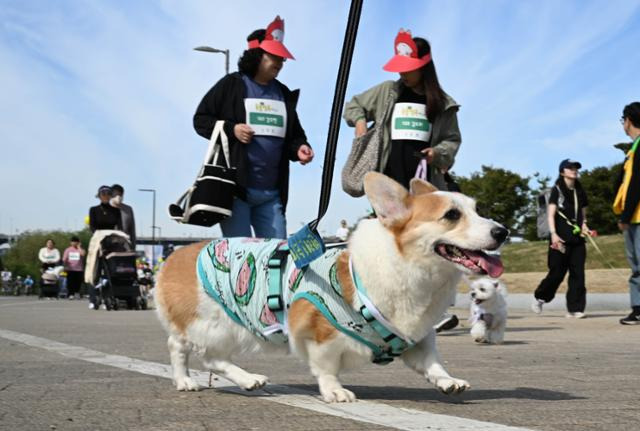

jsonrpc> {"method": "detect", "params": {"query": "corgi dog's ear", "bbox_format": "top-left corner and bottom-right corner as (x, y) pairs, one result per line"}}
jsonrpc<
(364, 172), (410, 229)
(409, 178), (438, 196)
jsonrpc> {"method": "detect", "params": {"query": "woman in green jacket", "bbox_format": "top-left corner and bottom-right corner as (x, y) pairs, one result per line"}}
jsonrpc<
(343, 30), (461, 191)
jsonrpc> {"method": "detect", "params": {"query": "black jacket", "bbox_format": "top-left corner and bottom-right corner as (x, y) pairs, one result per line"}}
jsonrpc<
(550, 182), (588, 244)
(193, 72), (310, 212)
(620, 148), (640, 224)
(89, 203), (122, 232)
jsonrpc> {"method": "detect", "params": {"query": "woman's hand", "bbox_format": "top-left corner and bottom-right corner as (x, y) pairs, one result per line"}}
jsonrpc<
(420, 147), (435, 163)
(297, 145), (314, 165)
(234, 124), (255, 144)
(618, 222), (630, 231)
(581, 222), (590, 236)
(550, 233), (565, 252)
(355, 120), (367, 138)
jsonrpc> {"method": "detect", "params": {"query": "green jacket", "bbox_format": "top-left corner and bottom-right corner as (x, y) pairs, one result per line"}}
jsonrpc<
(343, 80), (461, 191)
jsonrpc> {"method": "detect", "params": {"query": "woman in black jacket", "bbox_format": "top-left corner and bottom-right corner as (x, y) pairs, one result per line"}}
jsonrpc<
(532, 159), (591, 318)
(193, 16), (313, 239)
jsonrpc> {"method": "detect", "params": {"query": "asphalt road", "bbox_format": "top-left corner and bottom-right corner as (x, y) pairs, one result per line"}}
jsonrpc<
(0, 296), (637, 431)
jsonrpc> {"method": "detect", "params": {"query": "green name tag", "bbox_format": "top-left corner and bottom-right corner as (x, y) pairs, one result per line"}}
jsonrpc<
(249, 112), (284, 127)
(394, 118), (429, 131)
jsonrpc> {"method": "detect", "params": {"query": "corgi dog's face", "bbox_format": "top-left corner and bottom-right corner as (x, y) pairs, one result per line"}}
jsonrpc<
(470, 278), (503, 305)
(363, 172), (507, 278)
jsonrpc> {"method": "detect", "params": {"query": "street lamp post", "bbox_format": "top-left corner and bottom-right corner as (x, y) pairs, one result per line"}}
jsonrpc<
(138, 189), (157, 264)
(194, 46), (230, 75)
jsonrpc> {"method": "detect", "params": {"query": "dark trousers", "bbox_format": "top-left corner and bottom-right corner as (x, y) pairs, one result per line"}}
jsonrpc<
(535, 242), (586, 312)
(66, 271), (83, 296)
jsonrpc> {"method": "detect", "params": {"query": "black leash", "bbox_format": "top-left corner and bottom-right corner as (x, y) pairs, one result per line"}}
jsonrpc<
(309, 0), (363, 231)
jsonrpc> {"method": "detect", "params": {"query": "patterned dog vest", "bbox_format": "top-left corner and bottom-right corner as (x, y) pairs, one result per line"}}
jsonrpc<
(196, 238), (414, 364)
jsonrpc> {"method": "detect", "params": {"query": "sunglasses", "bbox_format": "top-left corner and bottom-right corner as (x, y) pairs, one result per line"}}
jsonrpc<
(620, 116), (626, 124)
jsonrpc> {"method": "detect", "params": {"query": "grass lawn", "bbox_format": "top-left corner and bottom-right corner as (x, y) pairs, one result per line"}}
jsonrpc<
(501, 234), (628, 272)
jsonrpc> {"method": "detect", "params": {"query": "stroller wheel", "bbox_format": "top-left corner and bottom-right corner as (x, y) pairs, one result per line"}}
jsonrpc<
(140, 297), (148, 311)
(105, 297), (113, 311)
(135, 296), (145, 310)
(112, 299), (119, 311)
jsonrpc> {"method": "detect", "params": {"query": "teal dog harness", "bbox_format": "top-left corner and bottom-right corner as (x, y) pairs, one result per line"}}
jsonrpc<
(197, 238), (415, 364)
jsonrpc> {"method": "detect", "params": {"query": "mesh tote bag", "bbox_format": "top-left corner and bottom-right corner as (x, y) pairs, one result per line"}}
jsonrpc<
(169, 121), (237, 227)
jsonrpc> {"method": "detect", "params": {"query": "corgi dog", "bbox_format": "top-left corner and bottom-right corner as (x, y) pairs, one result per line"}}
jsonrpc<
(155, 172), (507, 403)
(468, 278), (508, 344)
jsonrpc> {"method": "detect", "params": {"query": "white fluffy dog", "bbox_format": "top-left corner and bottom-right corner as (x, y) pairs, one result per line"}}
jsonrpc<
(468, 278), (507, 344)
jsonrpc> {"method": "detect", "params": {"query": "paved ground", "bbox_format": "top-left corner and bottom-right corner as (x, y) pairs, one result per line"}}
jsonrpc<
(0, 296), (638, 431)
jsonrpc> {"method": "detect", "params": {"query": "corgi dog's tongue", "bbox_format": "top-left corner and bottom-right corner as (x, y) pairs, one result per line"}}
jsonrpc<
(464, 249), (504, 278)
(435, 244), (504, 278)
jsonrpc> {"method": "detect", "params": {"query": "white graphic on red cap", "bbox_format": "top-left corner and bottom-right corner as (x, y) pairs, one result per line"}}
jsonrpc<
(394, 30), (417, 58)
(247, 15), (294, 59)
(266, 16), (284, 42)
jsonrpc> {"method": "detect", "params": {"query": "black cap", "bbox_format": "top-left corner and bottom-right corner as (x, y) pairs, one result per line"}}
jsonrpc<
(558, 159), (582, 172)
(111, 184), (124, 194)
(96, 185), (112, 197)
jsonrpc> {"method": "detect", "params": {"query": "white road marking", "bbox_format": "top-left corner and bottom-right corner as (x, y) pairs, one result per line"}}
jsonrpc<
(0, 328), (534, 431)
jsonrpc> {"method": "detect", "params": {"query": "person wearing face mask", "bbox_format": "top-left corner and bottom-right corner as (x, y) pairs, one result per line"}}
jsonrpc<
(193, 15), (314, 239)
(343, 29), (462, 191)
(110, 184), (136, 247)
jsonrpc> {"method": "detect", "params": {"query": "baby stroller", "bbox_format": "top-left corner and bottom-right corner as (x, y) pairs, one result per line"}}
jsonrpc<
(39, 265), (63, 299)
(95, 233), (147, 310)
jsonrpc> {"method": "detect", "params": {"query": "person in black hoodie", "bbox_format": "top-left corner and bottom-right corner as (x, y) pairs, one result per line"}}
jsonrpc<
(532, 159), (590, 318)
(193, 15), (313, 239)
(89, 185), (122, 232)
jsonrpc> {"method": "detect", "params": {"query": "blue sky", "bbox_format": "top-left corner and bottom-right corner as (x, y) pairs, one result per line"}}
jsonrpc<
(1, 0), (639, 238)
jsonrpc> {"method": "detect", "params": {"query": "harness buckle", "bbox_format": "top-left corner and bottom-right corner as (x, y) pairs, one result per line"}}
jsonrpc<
(382, 333), (397, 343)
(267, 294), (284, 312)
(359, 305), (375, 323)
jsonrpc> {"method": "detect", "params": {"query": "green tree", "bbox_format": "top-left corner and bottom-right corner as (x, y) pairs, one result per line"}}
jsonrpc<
(457, 166), (532, 234)
(3, 229), (92, 280)
(579, 163), (622, 235)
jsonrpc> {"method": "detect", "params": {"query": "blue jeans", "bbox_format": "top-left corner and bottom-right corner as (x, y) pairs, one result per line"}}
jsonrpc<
(623, 224), (640, 307)
(220, 188), (286, 239)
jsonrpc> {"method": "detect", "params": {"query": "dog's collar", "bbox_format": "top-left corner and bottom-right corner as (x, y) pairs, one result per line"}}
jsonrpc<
(349, 257), (416, 355)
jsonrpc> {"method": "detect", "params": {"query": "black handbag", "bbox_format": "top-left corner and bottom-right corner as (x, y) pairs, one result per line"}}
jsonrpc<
(169, 121), (236, 227)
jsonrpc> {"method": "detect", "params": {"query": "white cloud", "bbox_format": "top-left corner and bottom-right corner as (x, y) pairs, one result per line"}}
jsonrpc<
(1, 0), (639, 238)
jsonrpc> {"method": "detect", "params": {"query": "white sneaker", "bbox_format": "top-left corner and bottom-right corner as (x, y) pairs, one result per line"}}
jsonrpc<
(566, 312), (586, 319)
(88, 303), (95, 309)
(531, 299), (544, 314)
(100, 304), (107, 310)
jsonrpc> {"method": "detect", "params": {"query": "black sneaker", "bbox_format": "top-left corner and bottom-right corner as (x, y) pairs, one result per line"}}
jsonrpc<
(435, 314), (459, 333)
(620, 313), (640, 325)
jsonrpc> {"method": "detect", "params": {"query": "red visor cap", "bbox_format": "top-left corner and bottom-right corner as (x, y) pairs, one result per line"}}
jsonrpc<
(248, 16), (295, 60)
(382, 29), (431, 73)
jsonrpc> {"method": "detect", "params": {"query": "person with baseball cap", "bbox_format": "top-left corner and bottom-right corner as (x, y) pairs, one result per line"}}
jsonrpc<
(343, 30), (461, 191)
(88, 185), (122, 232)
(193, 15), (314, 239)
(532, 159), (590, 318)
